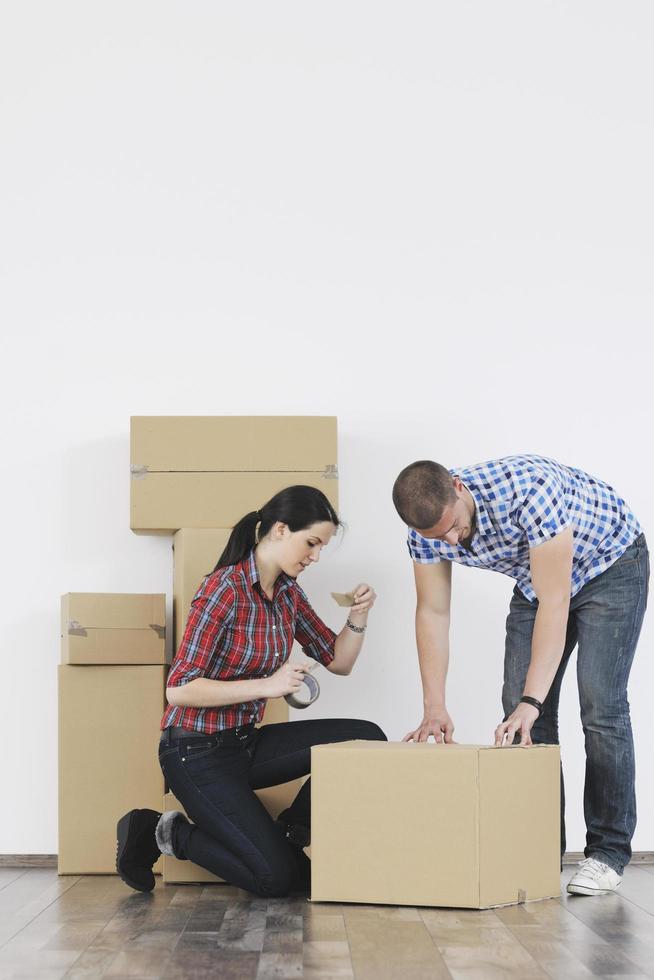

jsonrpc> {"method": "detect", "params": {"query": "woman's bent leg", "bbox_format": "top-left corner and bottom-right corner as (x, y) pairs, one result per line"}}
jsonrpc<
(159, 734), (302, 897)
(249, 718), (387, 833)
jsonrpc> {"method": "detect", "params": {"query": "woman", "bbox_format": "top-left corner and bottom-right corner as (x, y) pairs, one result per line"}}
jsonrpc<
(116, 485), (386, 896)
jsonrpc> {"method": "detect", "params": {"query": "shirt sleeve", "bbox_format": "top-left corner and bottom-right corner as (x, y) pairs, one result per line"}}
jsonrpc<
(407, 527), (443, 564)
(513, 469), (571, 546)
(293, 586), (336, 666)
(166, 576), (236, 687)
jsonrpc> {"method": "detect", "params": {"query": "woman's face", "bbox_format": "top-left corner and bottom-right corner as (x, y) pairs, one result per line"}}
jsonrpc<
(277, 520), (337, 578)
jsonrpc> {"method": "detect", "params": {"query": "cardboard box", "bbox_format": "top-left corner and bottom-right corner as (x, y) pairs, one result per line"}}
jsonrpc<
(161, 776), (306, 883)
(172, 529), (231, 651)
(130, 416), (338, 533)
(131, 416), (337, 472)
(311, 742), (561, 909)
(61, 593), (167, 665)
(58, 665), (166, 874)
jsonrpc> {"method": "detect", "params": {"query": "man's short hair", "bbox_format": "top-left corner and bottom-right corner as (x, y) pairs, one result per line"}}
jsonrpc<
(392, 460), (455, 530)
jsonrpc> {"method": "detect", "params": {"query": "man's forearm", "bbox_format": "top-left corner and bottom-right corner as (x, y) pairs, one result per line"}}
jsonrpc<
(416, 607), (450, 706)
(166, 676), (268, 708)
(523, 598), (570, 702)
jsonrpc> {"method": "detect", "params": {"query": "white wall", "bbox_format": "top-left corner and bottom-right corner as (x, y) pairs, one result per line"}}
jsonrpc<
(1, 1), (652, 855)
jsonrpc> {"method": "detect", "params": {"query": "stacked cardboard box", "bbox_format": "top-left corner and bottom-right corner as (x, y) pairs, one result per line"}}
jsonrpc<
(135, 417), (337, 884)
(130, 416), (338, 533)
(58, 417), (336, 881)
(58, 594), (167, 874)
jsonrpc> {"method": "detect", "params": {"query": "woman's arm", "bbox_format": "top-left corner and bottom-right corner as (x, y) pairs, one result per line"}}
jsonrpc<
(166, 661), (312, 708)
(328, 583), (376, 676)
(166, 676), (268, 708)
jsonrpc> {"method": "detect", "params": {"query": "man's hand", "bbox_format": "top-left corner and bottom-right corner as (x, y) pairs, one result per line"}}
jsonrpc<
(494, 701), (539, 746)
(403, 707), (455, 743)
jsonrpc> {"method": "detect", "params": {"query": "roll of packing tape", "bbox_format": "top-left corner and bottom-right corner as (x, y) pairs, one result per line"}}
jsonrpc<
(284, 672), (320, 709)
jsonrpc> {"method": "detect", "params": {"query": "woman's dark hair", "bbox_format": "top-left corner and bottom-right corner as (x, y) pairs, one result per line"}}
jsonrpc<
(213, 485), (341, 571)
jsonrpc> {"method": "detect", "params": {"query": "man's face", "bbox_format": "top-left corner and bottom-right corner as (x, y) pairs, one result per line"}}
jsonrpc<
(415, 480), (474, 546)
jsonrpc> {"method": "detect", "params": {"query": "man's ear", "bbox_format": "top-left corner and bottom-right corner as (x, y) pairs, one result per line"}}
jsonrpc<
(452, 476), (464, 494)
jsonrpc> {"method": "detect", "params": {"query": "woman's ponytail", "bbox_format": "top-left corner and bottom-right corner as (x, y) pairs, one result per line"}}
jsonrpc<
(213, 511), (261, 570)
(212, 485), (340, 573)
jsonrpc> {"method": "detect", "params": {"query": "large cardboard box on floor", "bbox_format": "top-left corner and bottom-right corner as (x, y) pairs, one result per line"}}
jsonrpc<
(61, 593), (167, 665)
(58, 665), (167, 874)
(311, 742), (561, 909)
(161, 776), (306, 884)
(130, 416), (338, 533)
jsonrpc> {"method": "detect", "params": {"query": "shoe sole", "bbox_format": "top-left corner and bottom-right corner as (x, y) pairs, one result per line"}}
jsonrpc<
(567, 882), (621, 896)
(116, 812), (154, 893)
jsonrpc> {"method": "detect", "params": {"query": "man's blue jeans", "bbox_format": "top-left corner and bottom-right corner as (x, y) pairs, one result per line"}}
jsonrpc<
(503, 533), (649, 874)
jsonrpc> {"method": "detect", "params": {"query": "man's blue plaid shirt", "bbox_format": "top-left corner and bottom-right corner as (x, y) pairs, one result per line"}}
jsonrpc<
(407, 455), (642, 601)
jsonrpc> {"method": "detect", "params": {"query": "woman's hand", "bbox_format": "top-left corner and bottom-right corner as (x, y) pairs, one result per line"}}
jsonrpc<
(261, 660), (314, 699)
(349, 583), (377, 617)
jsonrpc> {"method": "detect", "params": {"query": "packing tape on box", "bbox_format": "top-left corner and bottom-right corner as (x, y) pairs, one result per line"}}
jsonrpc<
(130, 464), (149, 479)
(284, 672), (320, 709)
(322, 465), (339, 479)
(149, 624), (166, 638)
(67, 621), (87, 636)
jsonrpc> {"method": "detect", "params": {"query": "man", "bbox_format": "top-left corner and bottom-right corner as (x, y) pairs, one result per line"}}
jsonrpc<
(393, 454), (648, 896)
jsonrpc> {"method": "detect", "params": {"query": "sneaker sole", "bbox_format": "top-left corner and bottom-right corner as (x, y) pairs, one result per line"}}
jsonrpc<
(567, 882), (621, 896)
(116, 812), (155, 893)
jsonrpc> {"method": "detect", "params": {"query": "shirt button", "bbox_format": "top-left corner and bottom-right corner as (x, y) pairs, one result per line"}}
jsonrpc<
(272, 625), (276, 630)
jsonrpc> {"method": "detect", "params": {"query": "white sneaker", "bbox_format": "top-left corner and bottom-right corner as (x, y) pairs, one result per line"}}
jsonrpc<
(567, 857), (622, 896)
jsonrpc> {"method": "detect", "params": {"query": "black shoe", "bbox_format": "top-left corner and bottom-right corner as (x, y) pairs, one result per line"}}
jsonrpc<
(276, 816), (311, 848)
(116, 808), (161, 892)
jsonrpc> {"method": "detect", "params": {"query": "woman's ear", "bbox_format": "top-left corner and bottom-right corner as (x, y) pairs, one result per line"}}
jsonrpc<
(272, 521), (290, 540)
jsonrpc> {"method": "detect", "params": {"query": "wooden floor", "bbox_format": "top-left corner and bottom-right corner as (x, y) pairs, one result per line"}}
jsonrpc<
(1, 866), (654, 979)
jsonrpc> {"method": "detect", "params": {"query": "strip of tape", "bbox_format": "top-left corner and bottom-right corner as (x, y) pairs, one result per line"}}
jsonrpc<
(322, 464), (339, 479)
(130, 464), (149, 479)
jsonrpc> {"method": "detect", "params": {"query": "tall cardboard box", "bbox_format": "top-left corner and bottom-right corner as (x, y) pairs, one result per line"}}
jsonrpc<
(130, 416), (338, 532)
(172, 529), (231, 651)
(311, 742), (561, 909)
(58, 665), (167, 874)
(61, 593), (167, 665)
(161, 780), (305, 884)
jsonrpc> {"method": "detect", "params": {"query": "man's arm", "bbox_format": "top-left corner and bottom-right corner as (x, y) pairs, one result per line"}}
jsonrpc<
(403, 560), (454, 743)
(495, 526), (573, 746)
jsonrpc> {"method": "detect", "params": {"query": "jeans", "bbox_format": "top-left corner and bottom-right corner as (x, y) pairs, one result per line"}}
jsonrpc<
(503, 533), (649, 874)
(159, 717), (386, 896)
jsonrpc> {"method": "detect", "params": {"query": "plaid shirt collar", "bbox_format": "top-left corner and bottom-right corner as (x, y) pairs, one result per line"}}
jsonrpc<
(457, 477), (495, 537)
(242, 549), (294, 601)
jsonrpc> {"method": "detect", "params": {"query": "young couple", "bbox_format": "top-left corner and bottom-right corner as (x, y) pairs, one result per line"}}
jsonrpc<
(118, 454), (648, 899)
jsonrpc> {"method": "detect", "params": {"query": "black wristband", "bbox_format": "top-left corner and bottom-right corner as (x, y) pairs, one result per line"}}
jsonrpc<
(520, 695), (543, 717)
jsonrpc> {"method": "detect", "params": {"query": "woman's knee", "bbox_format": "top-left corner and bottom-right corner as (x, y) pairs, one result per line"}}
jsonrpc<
(347, 719), (387, 742)
(252, 863), (295, 898)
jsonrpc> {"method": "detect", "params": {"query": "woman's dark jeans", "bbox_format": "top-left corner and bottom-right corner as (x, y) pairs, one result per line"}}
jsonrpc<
(503, 533), (649, 874)
(159, 717), (386, 897)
